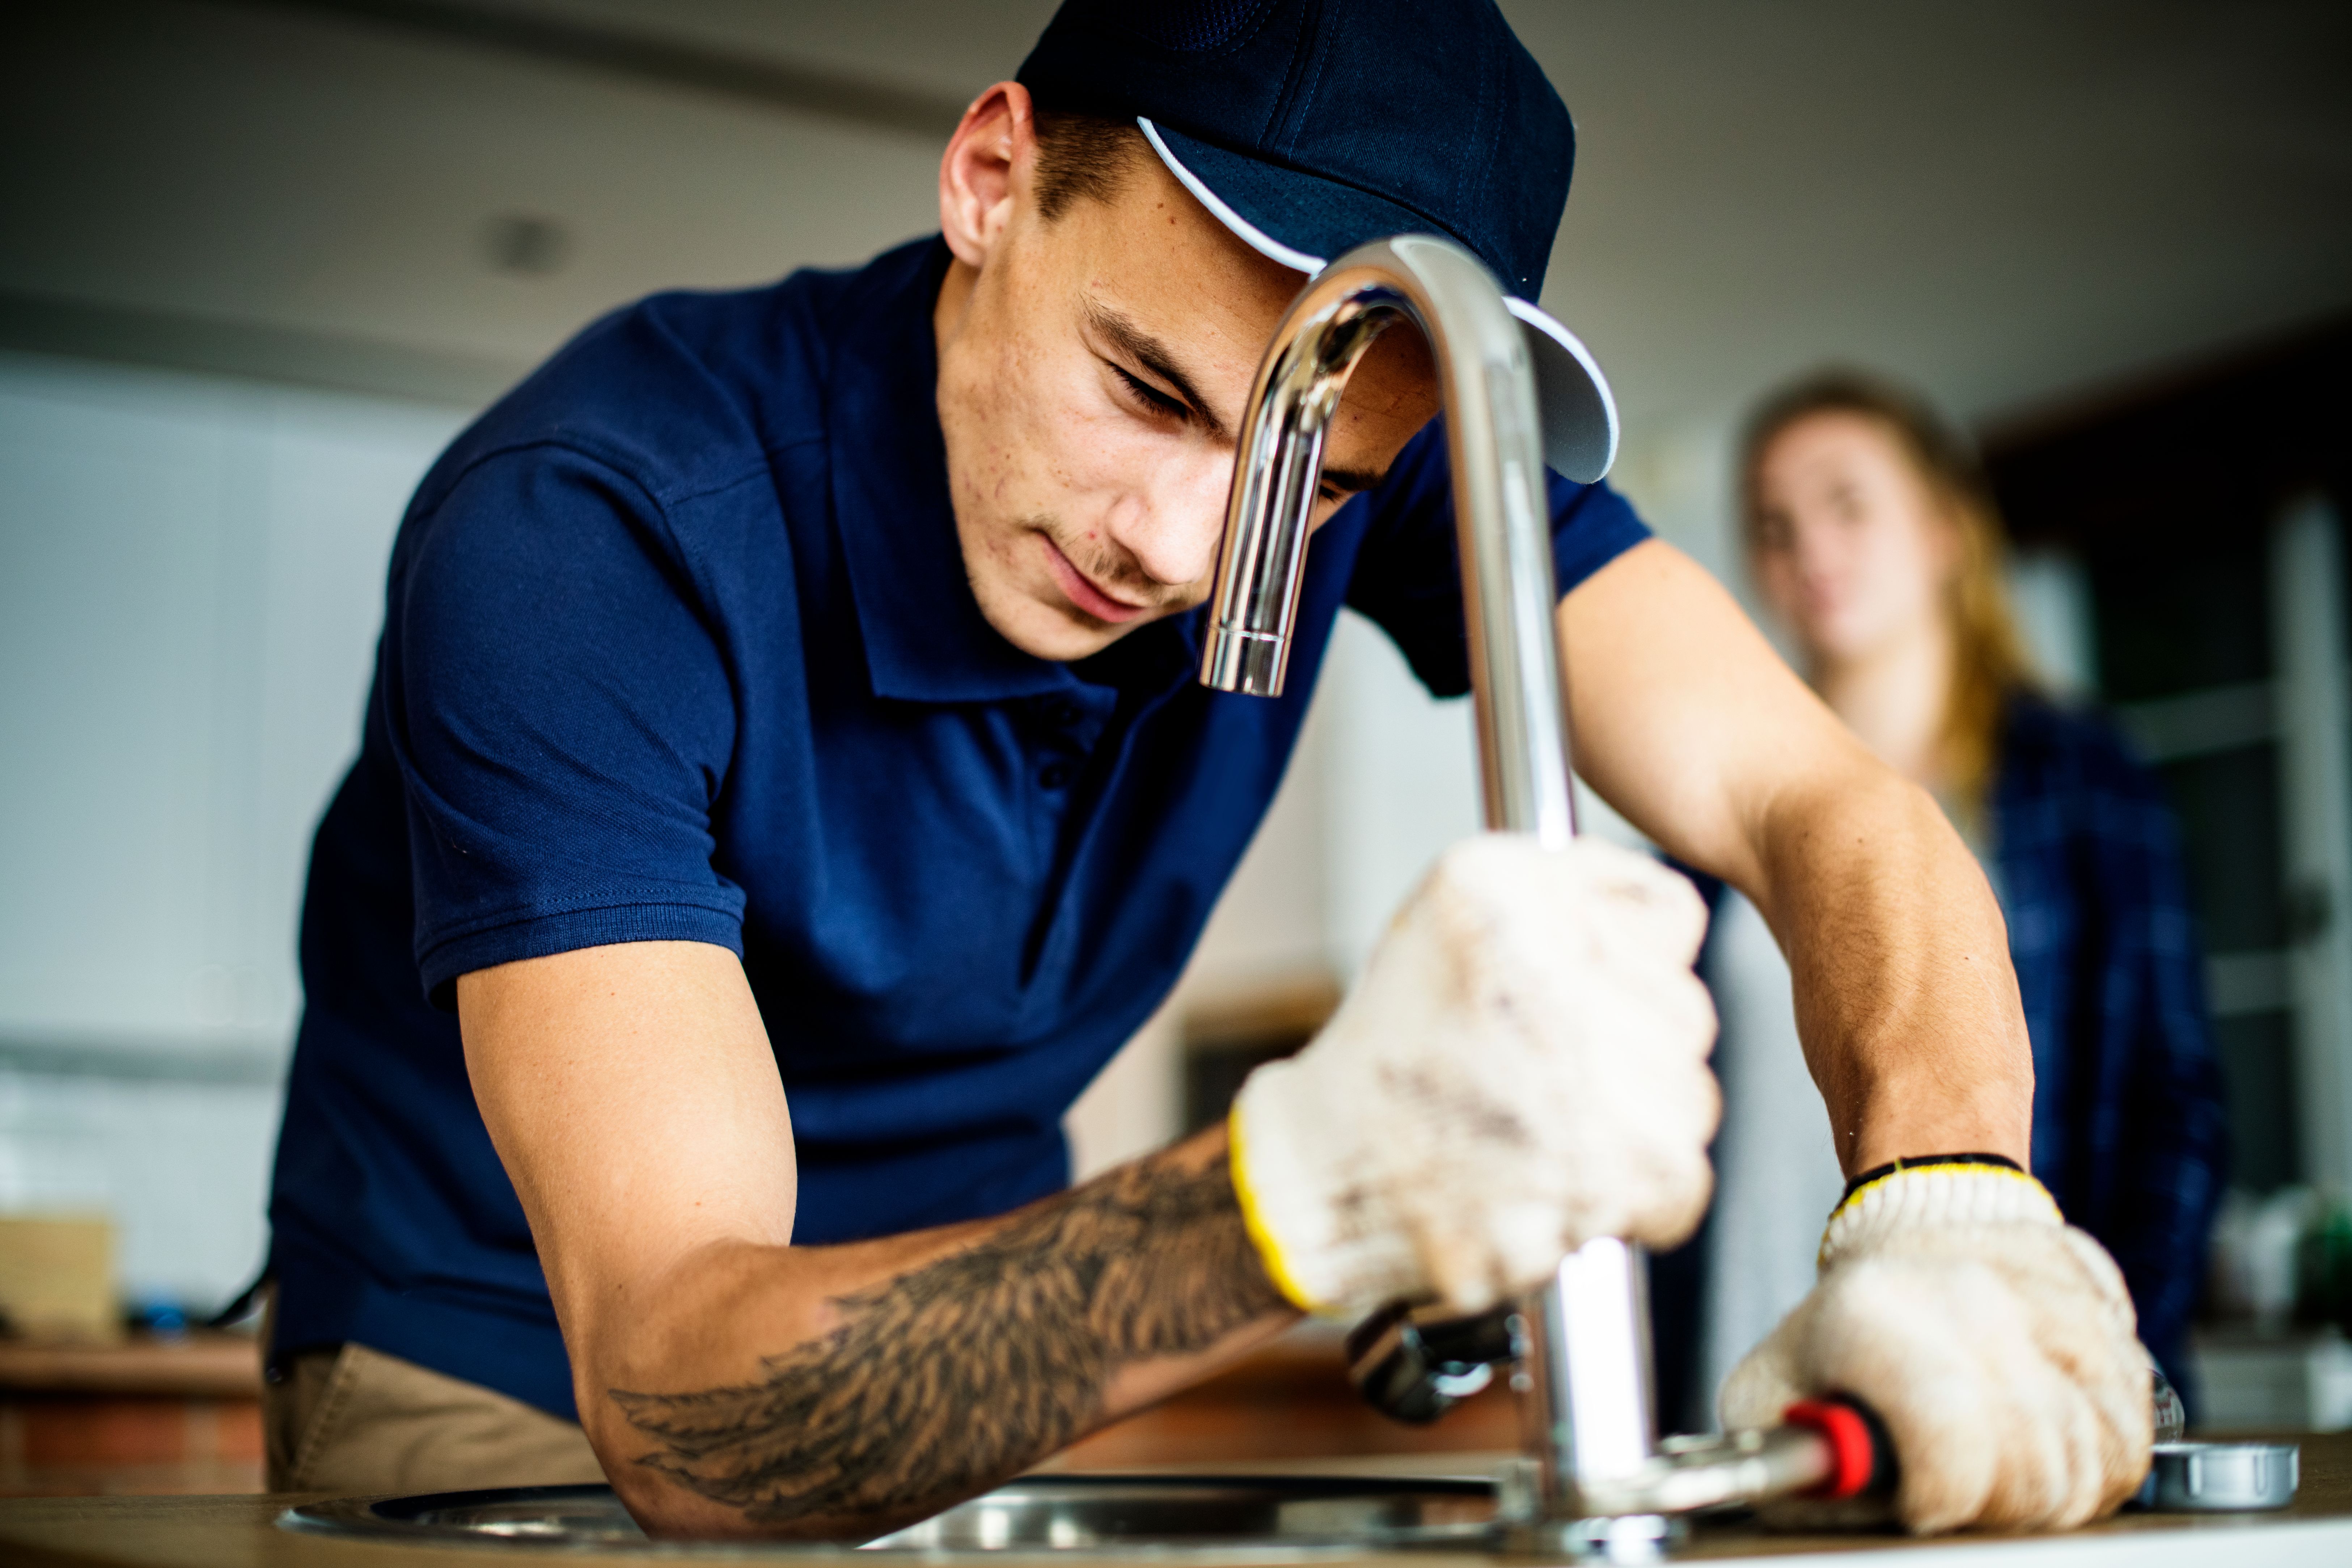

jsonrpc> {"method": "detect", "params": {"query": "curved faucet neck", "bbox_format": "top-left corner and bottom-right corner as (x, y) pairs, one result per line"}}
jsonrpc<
(1198, 234), (1577, 846)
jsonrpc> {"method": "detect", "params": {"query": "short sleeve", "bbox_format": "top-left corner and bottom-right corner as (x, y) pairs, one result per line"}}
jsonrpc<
(1345, 419), (1650, 698)
(382, 445), (745, 1005)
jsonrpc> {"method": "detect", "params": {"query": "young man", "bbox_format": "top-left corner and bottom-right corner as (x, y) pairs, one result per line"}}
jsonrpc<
(265, 0), (2151, 1540)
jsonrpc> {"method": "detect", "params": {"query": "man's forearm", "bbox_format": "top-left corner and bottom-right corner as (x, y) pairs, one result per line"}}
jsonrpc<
(1752, 763), (2034, 1174)
(600, 1128), (1293, 1537)
(1550, 544), (2029, 1172)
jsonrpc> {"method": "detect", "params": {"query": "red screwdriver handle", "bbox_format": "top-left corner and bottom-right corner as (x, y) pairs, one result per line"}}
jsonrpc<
(1781, 1397), (1896, 1500)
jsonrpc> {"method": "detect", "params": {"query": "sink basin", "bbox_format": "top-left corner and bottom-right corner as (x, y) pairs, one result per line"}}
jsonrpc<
(279, 1473), (1503, 1555)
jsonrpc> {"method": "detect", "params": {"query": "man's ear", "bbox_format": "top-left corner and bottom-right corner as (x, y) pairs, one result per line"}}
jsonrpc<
(939, 82), (1036, 269)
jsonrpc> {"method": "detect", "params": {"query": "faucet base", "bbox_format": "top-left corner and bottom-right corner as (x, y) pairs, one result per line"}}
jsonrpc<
(1494, 1460), (1678, 1564)
(1498, 1512), (1681, 1563)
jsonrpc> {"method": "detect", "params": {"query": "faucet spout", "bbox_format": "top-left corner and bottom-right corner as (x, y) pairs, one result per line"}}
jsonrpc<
(1200, 235), (1653, 1532)
(1200, 235), (1578, 845)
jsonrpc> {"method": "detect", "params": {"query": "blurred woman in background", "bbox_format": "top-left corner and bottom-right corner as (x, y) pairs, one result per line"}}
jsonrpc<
(1696, 370), (2228, 1412)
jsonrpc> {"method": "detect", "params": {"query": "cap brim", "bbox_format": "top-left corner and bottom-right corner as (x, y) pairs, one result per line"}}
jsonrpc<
(1140, 118), (1619, 485)
(1506, 298), (1620, 485)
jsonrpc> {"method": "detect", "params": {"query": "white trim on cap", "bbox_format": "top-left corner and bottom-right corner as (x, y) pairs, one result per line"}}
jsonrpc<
(1505, 298), (1619, 431)
(1136, 117), (1326, 274)
(1133, 115), (1619, 482)
(1507, 296), (1621, 482)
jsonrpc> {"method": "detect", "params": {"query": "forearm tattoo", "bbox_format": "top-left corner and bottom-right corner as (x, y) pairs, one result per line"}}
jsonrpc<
(609, 1146), (1287, 1527)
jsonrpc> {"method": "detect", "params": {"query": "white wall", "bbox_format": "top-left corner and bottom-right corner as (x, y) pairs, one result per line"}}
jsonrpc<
(0, 354), (465, 1048)
(0, 351), (466, 1305)
(1317, 615), (1482, 980)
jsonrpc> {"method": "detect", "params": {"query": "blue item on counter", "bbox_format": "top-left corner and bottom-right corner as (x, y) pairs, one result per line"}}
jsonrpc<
(123, 1293), (189, 1340)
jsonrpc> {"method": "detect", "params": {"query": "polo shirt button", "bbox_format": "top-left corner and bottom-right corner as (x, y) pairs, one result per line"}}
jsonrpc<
(1039, 762), (1072, 790)
(1047, 700), (1079, 727)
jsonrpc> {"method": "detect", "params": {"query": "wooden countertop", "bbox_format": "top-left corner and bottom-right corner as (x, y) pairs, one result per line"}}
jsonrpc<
(0, 1333), (261, 1399)
(2, 1436), (2347, 1567)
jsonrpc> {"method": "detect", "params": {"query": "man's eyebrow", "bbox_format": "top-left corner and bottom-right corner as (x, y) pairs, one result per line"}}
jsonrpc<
(1085, 303), (1228, 441)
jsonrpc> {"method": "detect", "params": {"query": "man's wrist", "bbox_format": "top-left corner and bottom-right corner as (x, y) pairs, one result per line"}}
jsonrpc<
(1842, 1060), (2032, 1178)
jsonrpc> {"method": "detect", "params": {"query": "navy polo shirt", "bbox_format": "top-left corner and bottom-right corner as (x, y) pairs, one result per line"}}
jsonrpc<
(266, 237), (1648, 1419)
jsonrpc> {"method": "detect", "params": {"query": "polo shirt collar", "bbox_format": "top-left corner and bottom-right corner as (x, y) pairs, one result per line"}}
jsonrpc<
(826, 238), (1083, 703)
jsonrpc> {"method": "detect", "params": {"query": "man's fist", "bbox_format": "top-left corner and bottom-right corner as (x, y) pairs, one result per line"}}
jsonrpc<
(1228, 833), (1719, 1317)
(1721, 1164), (2151, 1534)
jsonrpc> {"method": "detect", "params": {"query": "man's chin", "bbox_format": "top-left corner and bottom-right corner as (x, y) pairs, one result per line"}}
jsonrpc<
(974, 585), (1137, 663)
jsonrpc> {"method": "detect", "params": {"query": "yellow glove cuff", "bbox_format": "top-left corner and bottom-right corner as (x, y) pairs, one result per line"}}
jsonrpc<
(1819, 1161), (2060, 1271)
(1226, 1102), (1326, 1313)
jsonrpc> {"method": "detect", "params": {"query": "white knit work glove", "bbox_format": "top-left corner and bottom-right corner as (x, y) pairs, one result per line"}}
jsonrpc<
(1228, 833), (1719, 1318)
(1719, 1163), (2152, 1535)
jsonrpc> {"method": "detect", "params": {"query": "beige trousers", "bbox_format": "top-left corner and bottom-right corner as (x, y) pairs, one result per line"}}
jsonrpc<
(263, 1337), (607, 1495)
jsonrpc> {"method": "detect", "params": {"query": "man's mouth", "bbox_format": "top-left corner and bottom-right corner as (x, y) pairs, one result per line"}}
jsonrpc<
(1041, 537), (1154, 626)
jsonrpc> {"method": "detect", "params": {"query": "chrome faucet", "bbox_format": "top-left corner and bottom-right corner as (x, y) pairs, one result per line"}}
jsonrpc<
(1200, 237), (1908, 1558)
(1195, 234), (1662, 1544)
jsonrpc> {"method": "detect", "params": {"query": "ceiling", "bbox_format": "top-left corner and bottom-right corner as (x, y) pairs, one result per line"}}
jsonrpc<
(7, 0), (2348, 437)
(400, 0), (2352, 424)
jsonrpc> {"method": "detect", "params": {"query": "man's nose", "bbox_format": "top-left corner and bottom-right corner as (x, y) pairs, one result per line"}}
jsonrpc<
(1103, 451), (1232, 589)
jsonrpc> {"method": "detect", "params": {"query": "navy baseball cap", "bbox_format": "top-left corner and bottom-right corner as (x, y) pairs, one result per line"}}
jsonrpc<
(1017, 0), (1618, 481)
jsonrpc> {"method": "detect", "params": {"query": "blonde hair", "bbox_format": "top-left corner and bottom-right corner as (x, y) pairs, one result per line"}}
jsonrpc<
(1739, 370), (2038, 806)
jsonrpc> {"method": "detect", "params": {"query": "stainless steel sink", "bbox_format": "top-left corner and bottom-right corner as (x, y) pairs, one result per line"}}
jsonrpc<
(279, 1473), (1503, 1556)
